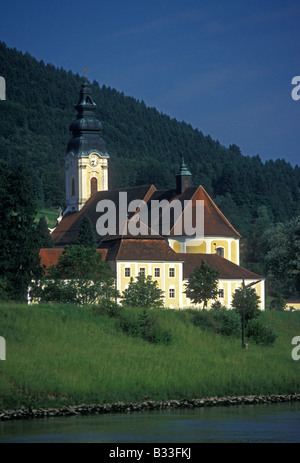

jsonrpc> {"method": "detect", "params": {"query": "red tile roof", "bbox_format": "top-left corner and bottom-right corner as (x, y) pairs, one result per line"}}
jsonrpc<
(39, 247), (262, 283)
(177, 253), (263, 280)
(183, 186), (241, 238)
(104, 238), (183, 262)
(39, 248), (107, 269)
(39, 248), (65, 268)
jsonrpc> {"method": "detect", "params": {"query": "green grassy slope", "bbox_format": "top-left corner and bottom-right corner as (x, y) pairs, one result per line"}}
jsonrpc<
(35, 209), (59, 228)
(0, 304), (299, 409)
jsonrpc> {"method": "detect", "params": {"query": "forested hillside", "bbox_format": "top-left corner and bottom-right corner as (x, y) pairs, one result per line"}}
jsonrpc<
(0, 40), (299, 240)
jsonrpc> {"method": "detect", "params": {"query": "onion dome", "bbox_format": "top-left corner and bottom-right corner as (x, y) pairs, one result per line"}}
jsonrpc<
(66, 80), (108, 157)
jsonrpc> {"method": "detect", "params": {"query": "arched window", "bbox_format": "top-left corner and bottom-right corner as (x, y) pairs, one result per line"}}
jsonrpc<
(215, 247), (225, 258)
(90, 177), (98, 196)
(71, 178), (75, 196)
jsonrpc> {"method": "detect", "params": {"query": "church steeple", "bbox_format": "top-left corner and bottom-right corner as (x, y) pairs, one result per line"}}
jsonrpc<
(64, 80), (109, 216)
(176, 157), (192, 194)
(67, 80), (108, 158)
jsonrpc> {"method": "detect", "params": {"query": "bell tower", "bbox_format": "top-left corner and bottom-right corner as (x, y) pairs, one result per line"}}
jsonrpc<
(64, 78), (109, 215)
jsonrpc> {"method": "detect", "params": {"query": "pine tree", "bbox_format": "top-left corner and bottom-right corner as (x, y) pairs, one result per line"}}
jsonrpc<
(0, 163), (41, 301)
(36, 216), (53, 248)
(77, 216), (97, 248)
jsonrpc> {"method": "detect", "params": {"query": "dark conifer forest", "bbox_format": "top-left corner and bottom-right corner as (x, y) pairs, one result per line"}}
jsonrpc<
(0, 41), (299, 238)
(1, 41), (300, 298)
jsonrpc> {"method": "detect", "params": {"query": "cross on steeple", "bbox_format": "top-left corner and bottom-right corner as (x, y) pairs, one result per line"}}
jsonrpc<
(83, 67), (88, 80)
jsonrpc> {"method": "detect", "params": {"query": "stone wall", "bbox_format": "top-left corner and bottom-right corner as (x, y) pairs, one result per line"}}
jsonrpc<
(1, 394), (300, 421)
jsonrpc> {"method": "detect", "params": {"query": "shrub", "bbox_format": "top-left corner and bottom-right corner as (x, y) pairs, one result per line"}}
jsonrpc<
(190, 308), (241, 337)
(190, 309), (214, 331)
(118, 309), (142, 338)
(269, 294), (286, 311)
(246, 318), (278, 346)
(118, 308), (172, 345)
(210, 308), (242, 337)
(139, 310), (172, 345)
(91, 300), (121, 318)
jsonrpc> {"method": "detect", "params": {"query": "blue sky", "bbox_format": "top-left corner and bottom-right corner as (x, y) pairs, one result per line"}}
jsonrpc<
(1, 0), (300, 166)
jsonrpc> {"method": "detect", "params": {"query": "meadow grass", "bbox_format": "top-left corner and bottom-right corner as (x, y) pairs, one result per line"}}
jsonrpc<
(0, 303), (299, 409)
(35, 208), (59, 228)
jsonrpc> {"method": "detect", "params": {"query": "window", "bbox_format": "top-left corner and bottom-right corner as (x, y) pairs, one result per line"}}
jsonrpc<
(139, 268), (145, 276)
(218, 289), (224, 298)
(169, 268), (175, 278)
(91, 177), (98, 196)
(154, 268), (160, 278)
(169, 288), (175, 298)
(215, 247), (225, 258)
(124, 267), (131, 277)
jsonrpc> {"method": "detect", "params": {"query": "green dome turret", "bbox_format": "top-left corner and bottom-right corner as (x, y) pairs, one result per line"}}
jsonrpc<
(176, 157), (192, 194)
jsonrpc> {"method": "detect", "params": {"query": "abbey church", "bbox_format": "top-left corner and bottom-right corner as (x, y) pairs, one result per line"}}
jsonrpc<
(41, 80), (265, 310)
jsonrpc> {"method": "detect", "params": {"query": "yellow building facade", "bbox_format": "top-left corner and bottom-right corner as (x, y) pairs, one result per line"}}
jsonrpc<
(113, 260), (265, 311)
(115, 260), (183, 308)
(285, 299), (300, 311)
(169, 236), (240, 265)
(99, 232), (264, 311)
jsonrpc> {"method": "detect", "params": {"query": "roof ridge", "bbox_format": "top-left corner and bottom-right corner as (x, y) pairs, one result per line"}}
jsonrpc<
(80, 184), (157, 210)
(196, 185), (241, 238)
(101, 217), (164, 242)
(113, 238), (183, 262)
(177, 252), (262, 279)
(211, 253), (262, 277)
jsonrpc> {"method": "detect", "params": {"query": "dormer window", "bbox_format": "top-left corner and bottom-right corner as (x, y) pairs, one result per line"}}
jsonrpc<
(215, 247), (225, 258)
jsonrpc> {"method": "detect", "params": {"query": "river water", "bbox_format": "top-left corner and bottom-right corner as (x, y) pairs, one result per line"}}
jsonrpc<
(0, 402), (299, 443)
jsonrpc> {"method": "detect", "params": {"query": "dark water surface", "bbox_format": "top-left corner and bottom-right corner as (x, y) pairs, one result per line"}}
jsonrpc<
(0, 402), (299, 443)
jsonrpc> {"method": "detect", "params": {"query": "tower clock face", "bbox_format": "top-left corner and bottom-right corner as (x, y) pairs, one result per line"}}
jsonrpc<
(89, 154), (99, 167)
